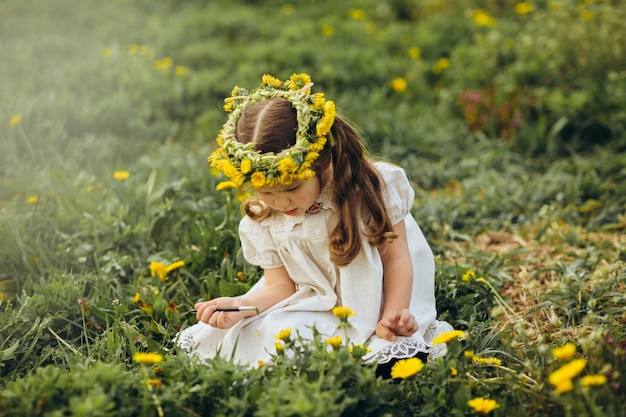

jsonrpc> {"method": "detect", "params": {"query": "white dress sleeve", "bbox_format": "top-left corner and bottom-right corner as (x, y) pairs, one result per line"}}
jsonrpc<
(239, 216), (283, 269)
(374, 162), (415, 225)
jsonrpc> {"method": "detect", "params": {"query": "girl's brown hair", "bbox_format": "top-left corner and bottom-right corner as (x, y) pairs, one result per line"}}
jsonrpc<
(238, 98), (396, 266)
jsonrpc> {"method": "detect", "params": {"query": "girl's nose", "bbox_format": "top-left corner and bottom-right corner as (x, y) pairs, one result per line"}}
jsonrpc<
(274, 196), (290, 210)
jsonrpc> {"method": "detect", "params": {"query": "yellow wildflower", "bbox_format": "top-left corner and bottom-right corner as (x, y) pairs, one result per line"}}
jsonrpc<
(288, 73), (312, 90)
(274, 341), (285, 354)
(129, 44), (138, 55)
(275, 328), (292, 342)
(102, 47), (112, 57)
(216, 181), (238, 191)
(262, 74), (282, 89)
(580, 374), (607, 387)
(514, 2), (534, 15)
(390, 77), (407, 93)
(150, 261), (168, 281)
(27, 195), (38, 204)
(348, 8), (366, 20)
(147, 378), (163, 389)
(278, 157), (298, 176)
(113, 170), (129, 181)
(581, 10), (593, 20)
(332, 306), (356, 321)
(153, 57), (173, 70)
(432, 58), (450, 74)
(464, 350), (475, 359)
(467, 397), (499, 414)
(165, 260), (184, 273)
(132, 293), (140, 303)
(472, 9), (496, 27)
(549, 358), (587, 387)
(473, 356), (502, 366)
(10, 114), (22, 128)
(321, 24), (334, 36)
(551, 343), (576, 361)
(258, 360), (266, 368)
(174, 65), (187, 76)
(462, 269), (476, 282)
(390, 357), (424, 379)
(554, 378), (574, 394)
(407, 47), (421, 60)
(240, 159), (252, 174)
(133, 352), (163, 365)
(250, 171), (266, 189)
(451, 367), (458, 376)
(432, 330), (466, 345)
(326, 336), (342, 349)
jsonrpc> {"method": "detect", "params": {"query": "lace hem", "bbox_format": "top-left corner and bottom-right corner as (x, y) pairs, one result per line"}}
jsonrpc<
(364, 338), (430, 365)
(177, 332), (195, 354)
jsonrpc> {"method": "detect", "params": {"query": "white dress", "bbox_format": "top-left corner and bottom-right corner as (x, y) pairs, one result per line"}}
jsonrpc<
(177, 162), (452, 365)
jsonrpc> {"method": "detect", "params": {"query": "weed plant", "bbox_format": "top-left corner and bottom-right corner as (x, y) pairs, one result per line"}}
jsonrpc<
(1, 0), (625, 415)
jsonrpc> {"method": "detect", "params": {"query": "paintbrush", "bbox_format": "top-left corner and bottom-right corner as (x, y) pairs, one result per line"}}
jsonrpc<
(186, 306), (259, 316)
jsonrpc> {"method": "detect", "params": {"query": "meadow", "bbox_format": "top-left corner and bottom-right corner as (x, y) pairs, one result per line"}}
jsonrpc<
(1, 0), (625, 415)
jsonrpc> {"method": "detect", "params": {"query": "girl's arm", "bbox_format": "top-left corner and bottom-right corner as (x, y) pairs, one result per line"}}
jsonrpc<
(376, 219), (418, 341)
(196, 266), (296, 328)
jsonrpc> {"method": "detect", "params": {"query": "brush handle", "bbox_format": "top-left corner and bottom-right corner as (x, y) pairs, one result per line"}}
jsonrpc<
(186, 306), (259, 315)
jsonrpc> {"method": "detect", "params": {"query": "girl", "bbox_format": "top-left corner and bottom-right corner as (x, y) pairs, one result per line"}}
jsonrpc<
(177, 73), (452, 376)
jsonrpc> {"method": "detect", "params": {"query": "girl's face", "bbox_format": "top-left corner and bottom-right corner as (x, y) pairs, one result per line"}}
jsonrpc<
(256, 177), (321, 216)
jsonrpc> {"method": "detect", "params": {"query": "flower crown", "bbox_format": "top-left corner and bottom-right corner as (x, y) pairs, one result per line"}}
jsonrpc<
(208, 73), (336, 189)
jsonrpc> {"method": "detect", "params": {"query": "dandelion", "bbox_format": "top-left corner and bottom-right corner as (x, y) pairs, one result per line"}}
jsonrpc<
(349, 344), (370, 355)
(326, 336), (342, 349)
(27, 195), (38, 204)
(132, 292), (140, 303)
(432, 330), (466, 345)
(274, 341), (285, 355)
(250, 171), (266, 189)
(473, 356), (502, 366)
(432, 58), (450, 74)
(407, 47), (421, 60)
(580, 374), (607, 387)
(390, 357), (424, 379)
(321, 24), (334, 36)
(549, 358), (587, 387)
(174, 65), (187, 76)
(554, 378), (574, 394)
(150, 261), (168, 281)
(147, 378), (163, 389)
(348, 8), (366, 20)
(332, 306), (356, 322)
(102, 47), (112, 57)
(113, 170), (129, 181)
(133, 352), (163, 365)
(467, 397), (499, 414)
(275, 328), (292, 342)
(581, 10), (593, 20)
(451, 367), (458, 376)
(390, 77), (407, 93)
(551, 343), (576, 361)
(137, 300), (152, 315)
(514, 2), (534, 15)
(258, 360), (266, 368)
(472, 9), (496, 27)
(462, 269), (476, 282)
(216, 181), (238, 191)
(154, 57), (173, 70)
(10, 114), (21, 128)
(165, 260), (185, 273)
(129, 44), (139, 55)
(464, 350), (475, 359)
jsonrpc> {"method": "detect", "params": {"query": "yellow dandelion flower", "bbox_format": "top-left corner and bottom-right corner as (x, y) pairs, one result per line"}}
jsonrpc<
(274, 341), (284, 354)
(554, 378), (574, 394)
(549, 358), (587, 387)
(129, 44), (138, 55)
(451, 367), (458, 376)
(27, 195), (38, 204)
(288, 73), (312, 90)
(462, 269), (475, 282)
(552, 343), (576, 361)
(326, 336), (342, 349)
(514, 2), (534, 15)
(580, 374), (607, 387)
(332, 306), (356, 321)
(258, 360), (266, 368)
(464, 350), (475, 359)
(432, 330), (466, 345)
(165, 260), (184, 273)
(216, 181), (238, 191)
(102, 47), (112, 57)
(348, 8), (366, 20)
(278, 157), (298, 176)
(472, 356), (502, 366)
(390, 357), (424, 379)
(147, 378), (163, 389)
(275, 328), (292, 342)
(175, 65), (187, 76)
(321, 24), (334, 36)
(240, 159), (252, 174)
(472, 9), (496, 27)
(390, 77), (408, 93)
(9, 114), (21, 128)
(262, 74), (282, 89)
(581, 10), (593, 20)
(132, 292), (140, 303)
(149, 261), (168, 281)
(250, 171), (266, 189)
(133, 352), (163, 365)
(407, 47), (421, 60)
(154, 57), (173, 70)
(432, 58), (450, 74)
(467, 397), (499, 414)
(113, 170), (130, 181)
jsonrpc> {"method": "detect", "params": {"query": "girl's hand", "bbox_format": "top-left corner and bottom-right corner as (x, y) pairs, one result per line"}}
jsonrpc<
(195, 298), (250, 329)
(375, 309), (418, 342)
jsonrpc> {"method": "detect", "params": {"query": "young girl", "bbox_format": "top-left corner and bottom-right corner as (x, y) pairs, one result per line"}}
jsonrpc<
(177, 73), (452, 376)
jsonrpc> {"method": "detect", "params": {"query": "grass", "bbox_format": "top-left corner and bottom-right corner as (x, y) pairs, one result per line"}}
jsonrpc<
(1, 0), (625, 416)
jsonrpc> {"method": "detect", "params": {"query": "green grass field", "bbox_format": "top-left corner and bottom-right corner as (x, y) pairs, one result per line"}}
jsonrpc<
(1, 0), (625, 415)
